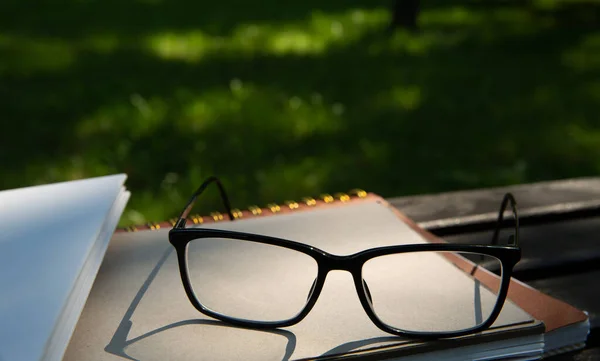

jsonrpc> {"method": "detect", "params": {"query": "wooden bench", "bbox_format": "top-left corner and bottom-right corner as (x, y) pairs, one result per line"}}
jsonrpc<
(389, 177), (600, 360)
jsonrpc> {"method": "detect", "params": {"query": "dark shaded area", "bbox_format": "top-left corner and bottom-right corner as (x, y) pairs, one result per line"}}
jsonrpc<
(1, 0), (599, 224)
(391, 0), (420, 30)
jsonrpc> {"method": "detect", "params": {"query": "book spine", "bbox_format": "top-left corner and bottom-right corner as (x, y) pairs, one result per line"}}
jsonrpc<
(118, 189), (368, 232)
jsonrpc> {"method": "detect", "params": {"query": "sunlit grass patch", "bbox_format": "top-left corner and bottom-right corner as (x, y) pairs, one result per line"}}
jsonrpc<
(420, 6), (552, 39)
(146, 8), (389, 61)
(76, 95), (169, 140)
(0, 33), (124, 76)
(176, 81), (345, 141)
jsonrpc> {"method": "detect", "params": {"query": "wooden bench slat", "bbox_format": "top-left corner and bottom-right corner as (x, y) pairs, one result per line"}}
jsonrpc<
(390, 177), (600, 234)
(443, 217), (600, 280)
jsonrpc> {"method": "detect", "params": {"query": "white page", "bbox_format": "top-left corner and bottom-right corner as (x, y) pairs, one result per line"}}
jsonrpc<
(0, 175), (127, 361)
(64, 199), (537, 361)
(44, 188), (130, 361)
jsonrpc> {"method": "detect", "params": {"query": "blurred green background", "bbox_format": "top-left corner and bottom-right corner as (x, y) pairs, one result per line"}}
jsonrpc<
(1, 0), (599, 226)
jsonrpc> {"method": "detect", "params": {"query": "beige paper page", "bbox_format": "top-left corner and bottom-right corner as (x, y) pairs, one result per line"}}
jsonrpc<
(64, 200), (535, 361)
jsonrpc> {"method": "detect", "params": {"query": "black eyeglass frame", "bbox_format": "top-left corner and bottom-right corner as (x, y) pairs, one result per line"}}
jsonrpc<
(168, 177), (521, 339)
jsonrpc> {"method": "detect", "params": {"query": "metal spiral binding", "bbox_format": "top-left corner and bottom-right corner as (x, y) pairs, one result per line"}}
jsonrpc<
(302, 197), (317, 206)
(334, 192), (351, 202)
(210, 212), (224, 222)
(190, 214), (204, 224)
(122, 189), (367, 232)
(231, 208), (243, 219)
(349, 189), (368, 198)
(248, 205), (262, 215)
(267, 203), (281, 213)
(285, 200), (300, 209)
(146, 222), (161, 230)
(320, 194), (334, 203)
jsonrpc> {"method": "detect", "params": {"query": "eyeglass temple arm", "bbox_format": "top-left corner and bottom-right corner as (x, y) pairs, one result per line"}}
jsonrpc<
(174, 176), (235, 228)
(490, 192), (519, 247)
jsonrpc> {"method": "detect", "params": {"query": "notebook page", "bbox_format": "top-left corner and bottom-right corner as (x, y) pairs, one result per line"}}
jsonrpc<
(64, 199), (536, 361)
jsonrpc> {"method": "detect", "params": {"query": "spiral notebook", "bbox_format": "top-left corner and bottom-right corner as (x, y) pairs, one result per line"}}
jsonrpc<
(63, 192), (587, 360)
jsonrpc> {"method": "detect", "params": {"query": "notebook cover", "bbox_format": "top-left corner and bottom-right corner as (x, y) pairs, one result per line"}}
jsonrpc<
(65, 192), (546, 361)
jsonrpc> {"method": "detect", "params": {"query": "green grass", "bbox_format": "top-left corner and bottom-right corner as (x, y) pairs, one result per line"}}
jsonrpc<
(1, 0), (599, 225)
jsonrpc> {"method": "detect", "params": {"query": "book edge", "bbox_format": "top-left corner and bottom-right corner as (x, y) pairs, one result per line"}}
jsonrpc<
(41, 188), (130, 361)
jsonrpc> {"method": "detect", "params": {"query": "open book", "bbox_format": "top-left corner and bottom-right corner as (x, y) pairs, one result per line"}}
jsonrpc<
(63, 193), (587, 360)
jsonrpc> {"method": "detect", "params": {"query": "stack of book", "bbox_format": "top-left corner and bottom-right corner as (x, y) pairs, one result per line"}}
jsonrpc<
(0, 176), (590, 361)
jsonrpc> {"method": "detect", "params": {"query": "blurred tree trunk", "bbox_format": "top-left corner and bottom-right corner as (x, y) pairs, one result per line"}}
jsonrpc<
(390, 0), (420, 30)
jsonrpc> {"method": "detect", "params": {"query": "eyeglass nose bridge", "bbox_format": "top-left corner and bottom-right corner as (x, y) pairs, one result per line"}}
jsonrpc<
(321, 253), (360, 272)
(315, 253), (375, 307)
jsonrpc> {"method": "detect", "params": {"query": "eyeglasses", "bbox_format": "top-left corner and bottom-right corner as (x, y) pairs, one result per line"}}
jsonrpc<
(168, 177), (521, 339)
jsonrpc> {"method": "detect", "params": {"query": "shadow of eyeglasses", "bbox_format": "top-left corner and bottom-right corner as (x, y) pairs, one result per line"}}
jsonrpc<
(103, 246), (297, 361)
(106, 317), (297, 361)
